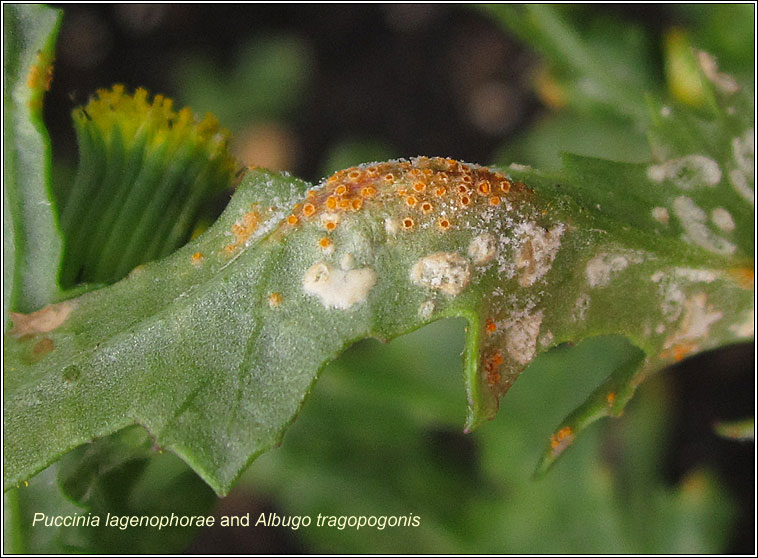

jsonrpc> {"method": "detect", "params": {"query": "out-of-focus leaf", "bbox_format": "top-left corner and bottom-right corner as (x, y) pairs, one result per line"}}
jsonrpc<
(714, 418), (754, 442)
(496, 110), (651, 171)
(173, 34), (311, 130)
(481, 5), (661, 121)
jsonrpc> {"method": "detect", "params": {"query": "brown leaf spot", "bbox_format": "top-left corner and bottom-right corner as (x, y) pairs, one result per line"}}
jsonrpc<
(10, 302), (75, 338)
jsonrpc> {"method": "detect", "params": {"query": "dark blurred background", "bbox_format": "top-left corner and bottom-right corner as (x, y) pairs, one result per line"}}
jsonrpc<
(44, 4), (753, 554)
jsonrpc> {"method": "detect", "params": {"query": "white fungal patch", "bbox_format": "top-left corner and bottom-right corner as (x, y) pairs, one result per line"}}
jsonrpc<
(730, 310), (754, 338)
(647, 155), (722, 189)
(660, 106), (672, 117)
(515, 222), (564, 287)
(303, 261), (377, 310)
(410, 252), (471, 296)
(652, 268), (719, 324)
(384, 217), (400, 236)
(732, 129), (754, 173)
(673, 268), (719, 283)
(655, 323), (666, 334)
(468, 233), (497, 265)
(652, 207), (670, 225)
(663, 292), (722, 349)
(509, 163), (532, 172)
(711, 208), (735, 232)
(504, 309), (544, 365)
(418, 300), (435, 320)
(539, 331), (555, 348)
(729, 129), (755, 206)
(340, 252), (355, 271)
(729, 169), (754, 205)
(585, 252), (642, 288)
(672, 196), (736, 255)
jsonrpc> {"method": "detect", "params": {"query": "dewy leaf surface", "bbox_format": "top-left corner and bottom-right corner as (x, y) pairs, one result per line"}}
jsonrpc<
(3, 4), (63, 315)
(4, 48), (754, 496)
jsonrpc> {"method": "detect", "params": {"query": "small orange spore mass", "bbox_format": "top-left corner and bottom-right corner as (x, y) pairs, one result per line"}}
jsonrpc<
(268, 292), (283, 307)
(550, 426), (575, 456)
(484, 351), (504, 386)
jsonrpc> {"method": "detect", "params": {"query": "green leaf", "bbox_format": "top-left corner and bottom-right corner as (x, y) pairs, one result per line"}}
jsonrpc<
(173, 34), (311, 129)
(3, 4), (63, 314)
(3, 7), (752, 501)
(481, 5), (661, 121)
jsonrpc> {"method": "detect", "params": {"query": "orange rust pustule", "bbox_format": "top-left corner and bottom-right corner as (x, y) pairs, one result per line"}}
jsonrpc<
(550, 426), (575, 456)
(290, 157), (528, 229)
(484, 351), (504, 386)
(661, 341), (699, 363)
(224, 208), (261, 254)
(26, 53), (55, 93)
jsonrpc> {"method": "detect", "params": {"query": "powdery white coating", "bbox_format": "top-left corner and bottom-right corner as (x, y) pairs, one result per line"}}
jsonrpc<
(303, 261), (377, 310)
(729, 169), (754, 206)
(340, 252), (355, 271)
(732, 129), (755, 173)
(585, 251), (643, 288)
(673, 268), (719, 283)
(410, 252), (471, 296)
(468, 233), (497, 265)
(730, 310), (754, 338)
(672, 196), (736, 255)
(651, 268), (718, 323)
(652, 207), (670, 225)
(711, 208), (735, 232)
(514, 223), (564, 287)
(504, 309), (544, 365)
(539, 331), (555, 348)
(418, 300), (435, 320)
(509, 163), (533, 171)
(730, 129), (755, 206)
(663, 292), (723, 349)
(647, 155), (722, 189)
(384, 217), (400, 236)
(660, 106), (672, 117)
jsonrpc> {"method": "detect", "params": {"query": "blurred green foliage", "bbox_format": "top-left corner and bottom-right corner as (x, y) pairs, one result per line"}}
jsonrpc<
(172, 34), (311, 131)
(241, 321), (734, 553)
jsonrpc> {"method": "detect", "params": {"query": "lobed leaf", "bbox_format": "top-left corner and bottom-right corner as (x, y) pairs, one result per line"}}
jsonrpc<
(3, 5), (753, 500)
